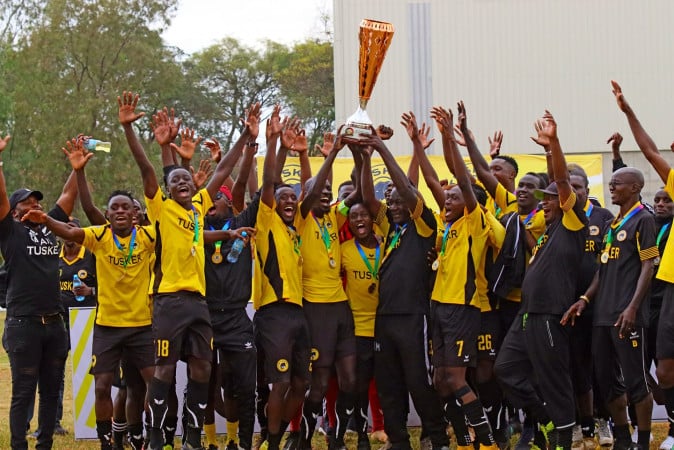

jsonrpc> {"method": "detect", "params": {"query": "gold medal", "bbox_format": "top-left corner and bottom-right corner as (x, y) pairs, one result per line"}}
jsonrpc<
(431, 259), (439, 271)
(600, 252), (609, 264)
(212, 252), (223, 264)
(368, 283), (376, 294)
(654, 256), (661, 266)
(329, 258), (336, 269)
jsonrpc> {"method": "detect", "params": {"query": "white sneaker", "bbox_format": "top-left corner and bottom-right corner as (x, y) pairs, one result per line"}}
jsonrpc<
(597, 419), (613, 447)
(659, 435), (674, 450)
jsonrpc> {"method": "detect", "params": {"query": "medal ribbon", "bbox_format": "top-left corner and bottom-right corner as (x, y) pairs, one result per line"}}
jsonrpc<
(385, 223), (407, 255)
(311, 212), (333, 258)
(111, 227), (136, 268)
(355, 240), (380, 281)
(209, 219), (232, 252)
(522, 208), (537, 226)
(191, 206), (200, 250)
(657, 222), (670, 248)
(605, 204), (644, 249)
(440, 221), (455, 256)
(287, 225), (301, 256)
(585, 202), (593, 218)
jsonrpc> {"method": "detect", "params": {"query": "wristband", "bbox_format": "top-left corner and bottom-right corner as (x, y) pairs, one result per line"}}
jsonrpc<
(579, 295), (590, 304)
(246, 141), (258, 147)
(337, 200), (350, 217)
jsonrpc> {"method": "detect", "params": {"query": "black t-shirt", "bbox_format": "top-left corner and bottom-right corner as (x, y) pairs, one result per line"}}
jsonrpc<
(377, 203), (437, 315)
(204, 193), (260, 311)
(0, 204), (69, 316)
(578, 205), (614, 297)
(522, 195), (588, 316)
(59, 246), (97, 310)
(594, 205), (658, 327)
(652, 217), (673, 307)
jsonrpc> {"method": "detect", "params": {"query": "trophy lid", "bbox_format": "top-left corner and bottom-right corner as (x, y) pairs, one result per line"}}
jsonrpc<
(360, 19), (395, 33)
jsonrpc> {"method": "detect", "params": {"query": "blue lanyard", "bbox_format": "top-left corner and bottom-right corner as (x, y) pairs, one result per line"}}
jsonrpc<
(111, 227), (136, 268)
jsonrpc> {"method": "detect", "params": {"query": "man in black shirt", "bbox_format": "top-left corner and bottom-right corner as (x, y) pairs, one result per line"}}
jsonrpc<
(496, 112), (587, 450)
(0, 134), (78, 450)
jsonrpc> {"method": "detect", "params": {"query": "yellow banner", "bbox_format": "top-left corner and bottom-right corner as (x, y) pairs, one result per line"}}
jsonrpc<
(258, 154), (605, 210)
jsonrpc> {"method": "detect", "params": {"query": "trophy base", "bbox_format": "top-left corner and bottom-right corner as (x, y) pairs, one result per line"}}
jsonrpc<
(342, 106), (373, 142)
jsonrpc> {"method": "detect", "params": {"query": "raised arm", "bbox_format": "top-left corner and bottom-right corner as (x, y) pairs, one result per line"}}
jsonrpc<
(532, 111), (572, 204)
(171, 127), (203, 169)
(360, 124), (417, 211)
(403, 114), (444, 210)
(0, 134), (12, 221)
(21, 209), (85, 243)
(299, 127), (345, 218)
(612, 80), (670, 183)
(262, 104), (282, 207)
(118, 91), (158, 199)
(607, 132), (627, 172)
(62, 138), (106, 225)
(232, 141), (259, 212)
(359, 147), (381, 218)
(206, 102), (261, 201)
(452, 102), (477, 212)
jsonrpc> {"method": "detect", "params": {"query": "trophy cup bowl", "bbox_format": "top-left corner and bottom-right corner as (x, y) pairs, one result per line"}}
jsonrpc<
(343, 19), (395, 142)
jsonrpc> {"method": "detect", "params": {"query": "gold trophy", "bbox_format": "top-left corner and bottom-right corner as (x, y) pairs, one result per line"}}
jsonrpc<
(343, 19), (395, 141)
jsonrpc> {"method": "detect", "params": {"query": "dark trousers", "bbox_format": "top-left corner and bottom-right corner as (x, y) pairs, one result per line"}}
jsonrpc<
(374, 314), (448, 450)
(3, 316), (69, 450)
(218, 347), (257, 450)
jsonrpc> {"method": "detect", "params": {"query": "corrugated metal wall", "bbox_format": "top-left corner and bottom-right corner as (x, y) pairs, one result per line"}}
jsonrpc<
(333, 0), (674, 207)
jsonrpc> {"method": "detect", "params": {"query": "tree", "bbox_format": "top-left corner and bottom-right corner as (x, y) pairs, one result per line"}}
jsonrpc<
(275, 39), (334, 155)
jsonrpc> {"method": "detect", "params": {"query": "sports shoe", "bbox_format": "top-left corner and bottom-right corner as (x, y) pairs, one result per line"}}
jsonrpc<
(572, 425), (583, 450)
(377, 442), (392, 450)
(420, 436), (433, 450)
(208, 445), (219, 450)
(582, 437), (597, 450)
(283, 432), (299, 450)
(612, 440), (640, 450)
(54, 424), (68, 435)
(182, 443), (206, 450)
(660, 435), (674, 450)
(27, 430), (39, 439)
(227, 441), (243, 450)
(370, 430), (388, 443)
(514, 424), (534, 450)
(597, 419), (612, 447)
(328, 435), (347, 450)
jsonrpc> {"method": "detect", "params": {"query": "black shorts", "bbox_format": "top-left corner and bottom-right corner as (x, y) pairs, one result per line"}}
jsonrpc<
(152, 292), (213, 365)
(431, 302), (481, 368)
(477, 310), (501, 361)
(303, 300), (356, 368)
(254, 302), (311, 384)
(656, 283), (674, 360)
(111, 361), (126, 389)
(90, 324), (154, 375)
(592, 325), (650, 405)
(211, 308), (255, 352)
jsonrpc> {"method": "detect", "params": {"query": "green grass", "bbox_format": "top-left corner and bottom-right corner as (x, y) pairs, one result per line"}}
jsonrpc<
(0, 309), (669, 449)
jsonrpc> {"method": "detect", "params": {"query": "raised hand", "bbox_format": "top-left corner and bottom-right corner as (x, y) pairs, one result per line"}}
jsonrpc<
(0, 134), (11, 153)
(242, 103), (261, 138)
(62, 137), (94, 170)
(190, 158), (213, 190)
(171, 127), (203, 161)
(167, 107), (181, 142)
(204, 138), (222, 163)
(488, 130), (503, 158)
(266, 104), (282, 141)
(314, 132), (335, 157)
(430, 106), (454, 138)
(280, 117), (301, 149)
(151, 109), (172, 146)
(607, 132), (623, 149)
(117, 91), (146, 125)
(292, 129), (308, 153)
(456, 101), (468, 133)
(400, 111), (420, 142)
(419, 122), (435, 150)
(531, 111), (557, 148)
(376, 125), (394, 140)
(611, 80), (630, 113)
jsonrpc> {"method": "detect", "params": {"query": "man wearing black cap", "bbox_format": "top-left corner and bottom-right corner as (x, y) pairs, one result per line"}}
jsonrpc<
(0, 134), (78, 450)
(495, 112), (588, 450)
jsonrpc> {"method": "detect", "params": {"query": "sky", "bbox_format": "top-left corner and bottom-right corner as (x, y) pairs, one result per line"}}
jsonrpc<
(162, 0), (333, 53)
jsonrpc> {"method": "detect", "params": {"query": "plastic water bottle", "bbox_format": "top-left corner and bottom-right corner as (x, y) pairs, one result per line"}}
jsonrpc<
(227, 231), (247, 263)
(83, 138), (111, 153)
(73, 274), (85, 302)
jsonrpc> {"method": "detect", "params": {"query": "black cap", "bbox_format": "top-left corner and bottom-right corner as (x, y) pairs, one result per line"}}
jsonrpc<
(534, 182), (559, 200)
(9, 188), (44, 209)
